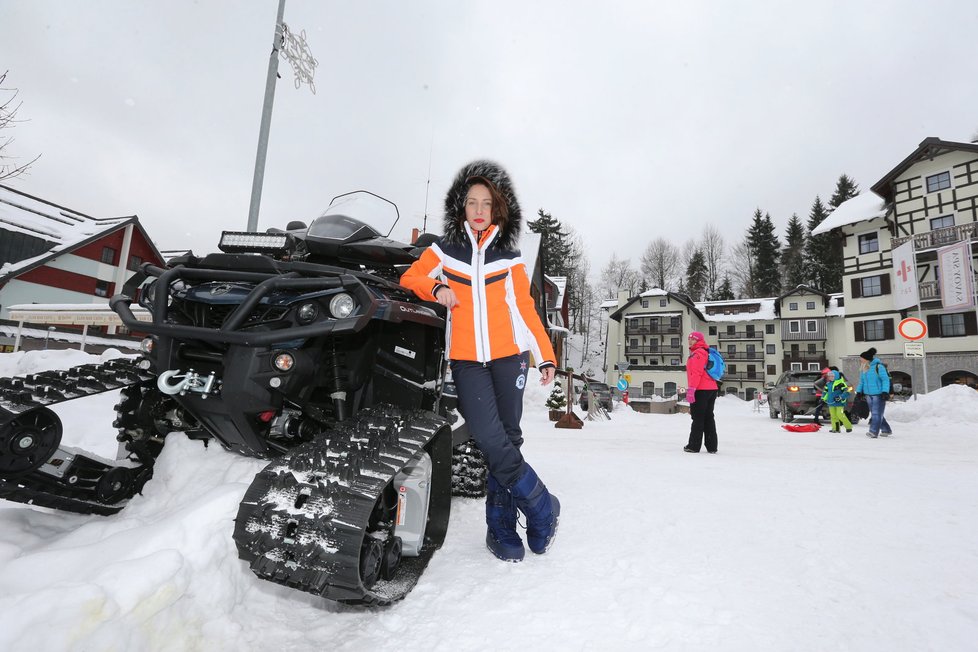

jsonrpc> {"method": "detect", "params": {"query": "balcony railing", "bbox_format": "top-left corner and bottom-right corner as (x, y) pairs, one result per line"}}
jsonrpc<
(717, 330), (763, 340)
(891, 222), (978, 250)
(722, 372), (766, 382)
(783, 351), (825, 361)
(723, 351), (765, 360)
(624, 325), (682, 336)
(918, 272), (978, 301)
(624, 345), (683, 356)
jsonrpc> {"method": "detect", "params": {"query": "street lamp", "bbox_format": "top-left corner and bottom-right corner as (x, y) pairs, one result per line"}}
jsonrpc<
(44, 326), (55, 350)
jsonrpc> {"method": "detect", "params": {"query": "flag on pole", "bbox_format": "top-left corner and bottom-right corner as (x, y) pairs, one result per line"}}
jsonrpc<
(891, 240), (919, 310)
(937, 241), (975, 310)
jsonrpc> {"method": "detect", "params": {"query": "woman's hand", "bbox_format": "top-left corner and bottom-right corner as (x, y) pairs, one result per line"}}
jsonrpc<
(433, 285), (459, 309)
(539, 366), (555, 385)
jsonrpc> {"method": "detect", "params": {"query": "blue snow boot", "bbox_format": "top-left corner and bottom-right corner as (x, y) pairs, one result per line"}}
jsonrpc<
(510, 464), (561, 554)
(485, 474), (525, 562)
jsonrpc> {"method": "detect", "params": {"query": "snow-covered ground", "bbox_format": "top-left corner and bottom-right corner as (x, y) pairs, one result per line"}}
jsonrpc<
(1, 349), (976, 651)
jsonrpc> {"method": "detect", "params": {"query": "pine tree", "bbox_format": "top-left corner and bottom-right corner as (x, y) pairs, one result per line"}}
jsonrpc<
(712, 275), (736, 300)
(781, 213), (807, 290)
(804, 196), (832, 291)
(545, 381), (567, 411)
(747, 209), (781, 297)
(829, 174), (860, 209)
(527, 209), (572, 278)
(685, 249), (709, 301)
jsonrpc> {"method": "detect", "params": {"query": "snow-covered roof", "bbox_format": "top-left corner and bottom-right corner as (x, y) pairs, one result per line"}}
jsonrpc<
(548, 275), (568, 309)
(639, 288), (669, 297)
(519, 232), (542, 275)
(695, 298), (778, 322)
(0, 184), (136, 279)
(624, 312), (681, 319)
(810, 192), (887, 236)
(600, 299), (619, 310)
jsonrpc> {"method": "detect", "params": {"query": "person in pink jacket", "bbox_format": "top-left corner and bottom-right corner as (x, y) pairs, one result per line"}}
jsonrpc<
(684, 331), (720, 453)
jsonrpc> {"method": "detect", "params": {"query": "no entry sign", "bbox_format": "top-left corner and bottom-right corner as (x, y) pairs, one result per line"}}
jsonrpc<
(898, 317), (927, 340)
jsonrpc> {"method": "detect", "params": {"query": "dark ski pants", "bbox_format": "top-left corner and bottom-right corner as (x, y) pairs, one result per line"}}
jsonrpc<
(687, 389), (718, 453)
(451, 352), (529, 488)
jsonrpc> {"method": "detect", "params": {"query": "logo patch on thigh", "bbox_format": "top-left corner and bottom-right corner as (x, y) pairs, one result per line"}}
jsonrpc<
(516, 374), (526, 389)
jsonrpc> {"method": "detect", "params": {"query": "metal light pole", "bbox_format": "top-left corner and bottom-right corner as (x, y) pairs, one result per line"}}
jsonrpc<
(44, 326), (55, 350)
(247, 0), (287, 232)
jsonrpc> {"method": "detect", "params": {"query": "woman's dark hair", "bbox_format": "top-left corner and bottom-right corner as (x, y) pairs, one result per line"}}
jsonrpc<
(465, 175), (509, 232)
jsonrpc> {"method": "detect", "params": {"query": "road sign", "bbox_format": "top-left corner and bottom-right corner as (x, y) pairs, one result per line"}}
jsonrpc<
(617, 378), (628, 392)
(898, 317), (927, 341)
(904, 341), (925, 358)
(616, 361), (630, 372)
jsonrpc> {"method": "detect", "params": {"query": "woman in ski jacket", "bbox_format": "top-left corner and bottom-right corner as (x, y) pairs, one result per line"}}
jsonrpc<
(822, 370), (853, 433)
(400, 160), (560, 563)
(855, 347), (892, 438)
(684, 331), (719, 453)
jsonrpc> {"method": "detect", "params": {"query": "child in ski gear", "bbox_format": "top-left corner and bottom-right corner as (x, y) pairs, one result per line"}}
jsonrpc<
(684, 331), (719, 453)
(822, 370), (853, 433)
(400, 160), (560, 562)
(855, 347), (892, 438)
(812, 368), (830, 425)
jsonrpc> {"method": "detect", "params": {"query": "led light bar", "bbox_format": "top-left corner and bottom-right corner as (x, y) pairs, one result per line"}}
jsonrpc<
(218, 231), (289, 253)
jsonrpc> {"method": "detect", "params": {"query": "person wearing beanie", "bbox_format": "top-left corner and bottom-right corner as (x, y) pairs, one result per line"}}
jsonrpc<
(400, 160), (560, 562)
(683, 331), (720, 453)
(855, 347), (893, 438)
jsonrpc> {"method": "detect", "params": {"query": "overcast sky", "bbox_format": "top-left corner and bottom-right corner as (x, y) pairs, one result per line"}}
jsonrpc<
(2, 1), (977, 279)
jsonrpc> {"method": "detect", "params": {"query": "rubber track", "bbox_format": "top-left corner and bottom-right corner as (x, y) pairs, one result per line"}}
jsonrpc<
(234, 405), (452, 606)
(0, 358), (156, 515)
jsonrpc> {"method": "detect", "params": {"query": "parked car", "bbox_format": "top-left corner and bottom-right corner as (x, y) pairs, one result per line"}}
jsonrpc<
(580, 381), (614, 412)
(766, 370), (859, 423)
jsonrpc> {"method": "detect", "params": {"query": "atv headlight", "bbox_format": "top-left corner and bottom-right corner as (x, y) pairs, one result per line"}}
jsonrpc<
(218, 231), (289, 254)
(297, 302), (319, 324)
(329, 292), (356, 319)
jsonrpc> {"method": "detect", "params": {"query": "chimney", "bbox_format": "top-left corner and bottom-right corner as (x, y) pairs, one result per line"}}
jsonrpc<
(411, 227), (420, 244)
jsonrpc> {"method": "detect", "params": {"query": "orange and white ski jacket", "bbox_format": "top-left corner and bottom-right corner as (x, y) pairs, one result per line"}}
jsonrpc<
(400, 222), (557, 369)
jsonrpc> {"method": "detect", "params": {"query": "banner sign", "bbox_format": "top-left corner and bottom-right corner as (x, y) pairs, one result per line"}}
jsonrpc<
(891, 240), (919, 310)
(937, 241), (975, 310)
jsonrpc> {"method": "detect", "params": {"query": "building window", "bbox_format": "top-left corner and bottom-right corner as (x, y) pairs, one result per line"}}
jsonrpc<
(807, 343), (817, 353)
(727, 344), (736, 354)
(727, 325), (736, 334)
(860, 276), (882, 297)
(765, 324), (775, 334)
(671, 338), (680, 347)
(926, 171), (951, 193)
(940, 313), (966, 337)
(789, 302), (798, 310)
(629, 338), (638, 348)
(95, 280), (111, 297)
(660, 299), (667, 307)
(863, 319), (886, 341)
(930, 215), (954, 230)
(807, 363), (821, 371)
(630, 358), (638, 365)
(766, 365), (777, 375)
(806, 301), (816, 310)
(127, 254), (143, 271)
(709, 326), (717, 335)
(746, 344), (756, 355)
(670, 317), (680, 327)
(790, 362), (802, 371)
(642, 381), (655, 396)
(101, 247), (116, 264)
(806, 320), (817, 333)
(789, 320), (800, 333)
(664, 382), (677, 396)
(858, 233), (879, 254)
(641, 299), (648, 308)
(671, 358), (681, 366)
(766, 344), (775, 354)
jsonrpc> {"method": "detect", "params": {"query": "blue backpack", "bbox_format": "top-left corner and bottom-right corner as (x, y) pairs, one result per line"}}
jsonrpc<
(705, 348), (726, 381)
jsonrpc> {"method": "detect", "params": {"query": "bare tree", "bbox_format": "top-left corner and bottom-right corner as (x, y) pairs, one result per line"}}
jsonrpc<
(598, 253), (640, 300)
(727, 236), (755, 298)
(0, 71), (40, 181)
(639, 237), (680, 291)
(700, 225), (725, 298)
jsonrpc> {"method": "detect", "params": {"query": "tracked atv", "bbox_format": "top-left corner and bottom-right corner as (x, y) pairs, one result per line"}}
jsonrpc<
(0, 192), (487, 606)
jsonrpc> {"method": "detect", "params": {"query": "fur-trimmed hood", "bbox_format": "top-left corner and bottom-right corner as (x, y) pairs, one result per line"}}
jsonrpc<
(442, 159), (522, 251)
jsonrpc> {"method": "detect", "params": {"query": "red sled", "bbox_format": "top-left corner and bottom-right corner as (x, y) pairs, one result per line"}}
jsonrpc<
(781, 423), (821, 432)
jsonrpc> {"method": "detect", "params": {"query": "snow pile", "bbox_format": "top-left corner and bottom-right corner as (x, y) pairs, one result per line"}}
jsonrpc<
(1, 351), (976, 651)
